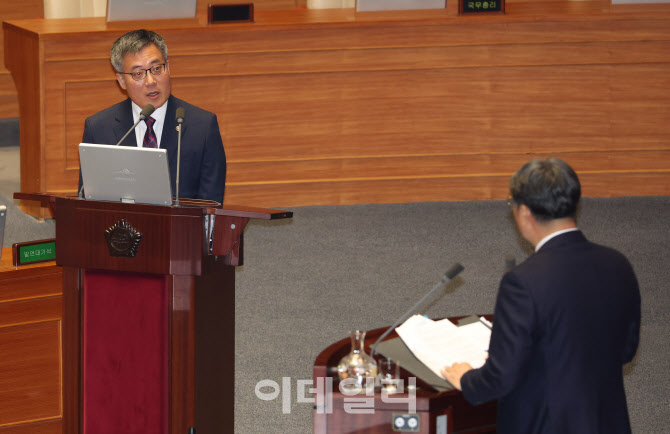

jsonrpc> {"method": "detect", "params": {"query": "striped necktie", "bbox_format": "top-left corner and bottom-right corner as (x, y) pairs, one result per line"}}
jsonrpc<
(143, 116), (158, 148)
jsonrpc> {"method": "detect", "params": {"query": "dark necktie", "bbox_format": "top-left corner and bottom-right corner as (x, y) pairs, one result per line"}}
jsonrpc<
(143, 116), (158, 148)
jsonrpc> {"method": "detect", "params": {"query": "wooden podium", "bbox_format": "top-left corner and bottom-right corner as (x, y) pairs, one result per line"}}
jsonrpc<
(18, 193), (291, 434)
(313, 324), (497, 434)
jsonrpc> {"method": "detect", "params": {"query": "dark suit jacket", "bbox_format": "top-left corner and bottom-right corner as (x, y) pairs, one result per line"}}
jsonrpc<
(80, 95), (226, 203)
(461, 231), (640, 434)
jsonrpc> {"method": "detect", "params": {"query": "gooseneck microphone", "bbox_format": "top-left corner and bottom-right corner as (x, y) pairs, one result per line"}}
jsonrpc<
(370, 263), (465, 358)
(114, 104), (155, 146)
(174, 107), (185, 206)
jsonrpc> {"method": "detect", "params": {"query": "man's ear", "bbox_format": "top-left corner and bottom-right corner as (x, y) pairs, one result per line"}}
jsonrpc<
(516, 204), (543, 246)
(116, 73), (127, 90)
(516, 204), (536, 233)
(518, 204), (533, 220)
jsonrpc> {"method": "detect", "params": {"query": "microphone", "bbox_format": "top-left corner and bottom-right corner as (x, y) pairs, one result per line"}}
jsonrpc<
(114, 104), (155, 146)
(176, 107), (185, 124)
(505, 255), (516, 273)
(370, 263), (465, 358)
(174, 107), (185, 206)
(140, 103), (156, 119)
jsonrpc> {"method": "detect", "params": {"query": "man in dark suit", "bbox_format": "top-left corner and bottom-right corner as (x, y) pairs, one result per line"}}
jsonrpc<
(79, 29), (226, 204)
(442, 158), (641, 434)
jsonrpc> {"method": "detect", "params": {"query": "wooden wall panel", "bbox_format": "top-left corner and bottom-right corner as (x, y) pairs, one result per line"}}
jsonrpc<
(223, 172), (670, 206)
(0, 0), (42, 118)
(0, 322), (61, 427)
(0, 270), (62, 303)
(0, 250), (62, 432)
(0, 420), (61, 434)
(1, 0), (299, 121)
(225, 151), (670, 184)
(5, 4), (670, 215)
(173, 61), (670, 151)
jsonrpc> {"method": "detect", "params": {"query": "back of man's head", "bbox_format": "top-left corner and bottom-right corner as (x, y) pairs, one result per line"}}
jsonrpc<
(509, 158), (581, 222)
(110, 29), (168, 73)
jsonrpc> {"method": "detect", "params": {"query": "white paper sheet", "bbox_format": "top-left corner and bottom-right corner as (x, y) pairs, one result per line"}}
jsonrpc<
(395, 315), (491, 379)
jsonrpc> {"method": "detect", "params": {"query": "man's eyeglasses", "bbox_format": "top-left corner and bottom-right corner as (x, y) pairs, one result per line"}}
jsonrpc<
(120, 63), (167, 81)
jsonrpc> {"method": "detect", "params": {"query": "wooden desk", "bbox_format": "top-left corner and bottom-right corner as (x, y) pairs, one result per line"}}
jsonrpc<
(4, 3), (670, 218)
(314, 323), (497, 433)
(0, 248), (62, 433)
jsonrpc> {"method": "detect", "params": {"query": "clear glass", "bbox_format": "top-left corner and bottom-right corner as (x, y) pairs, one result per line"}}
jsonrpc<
(337, 330), (378, 388)
(378, 357), (401, 393)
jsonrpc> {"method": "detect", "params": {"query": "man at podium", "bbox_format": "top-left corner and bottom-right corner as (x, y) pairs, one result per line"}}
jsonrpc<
(442, 158), (641, 434)
(79, 29), (226, 203)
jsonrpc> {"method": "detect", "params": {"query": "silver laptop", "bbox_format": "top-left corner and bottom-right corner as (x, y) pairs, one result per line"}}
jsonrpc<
(79, 143), (173, 206)
(107, 0), (197, 21)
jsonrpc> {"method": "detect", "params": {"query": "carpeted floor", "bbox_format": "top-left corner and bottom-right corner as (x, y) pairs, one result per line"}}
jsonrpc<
(233, 197), (670, 433)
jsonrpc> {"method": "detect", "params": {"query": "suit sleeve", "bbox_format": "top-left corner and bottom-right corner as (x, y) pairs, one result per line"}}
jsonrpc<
(621, 267), (641, 364)
(460, 271), (536, 405)
(78, 117), (95, 193)
(197, 114), (226, 203)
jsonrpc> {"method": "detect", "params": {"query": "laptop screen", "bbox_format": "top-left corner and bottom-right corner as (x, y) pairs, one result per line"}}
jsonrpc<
(106, 0), (197, 21)
(79, 143), (173, 206)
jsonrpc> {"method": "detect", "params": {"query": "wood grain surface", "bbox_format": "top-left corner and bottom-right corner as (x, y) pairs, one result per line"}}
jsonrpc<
(0, 248), (61, 432)
(4, 3), (670, 216)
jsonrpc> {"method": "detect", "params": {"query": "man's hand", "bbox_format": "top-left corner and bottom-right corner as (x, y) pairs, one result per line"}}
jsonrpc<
(440, 362), (473, 391)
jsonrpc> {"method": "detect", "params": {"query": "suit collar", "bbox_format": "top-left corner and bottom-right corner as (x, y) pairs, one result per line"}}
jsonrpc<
(535, 228), (580, 252)
(112, 99), (135, 147)
(537, 230), (587, 252)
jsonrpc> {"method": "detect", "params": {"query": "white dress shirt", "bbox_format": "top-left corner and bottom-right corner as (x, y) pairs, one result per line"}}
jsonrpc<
(535, 227), (579, 252)
(131, 101), (168, 148)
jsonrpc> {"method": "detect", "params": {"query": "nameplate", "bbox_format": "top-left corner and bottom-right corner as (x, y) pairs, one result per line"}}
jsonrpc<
(208, 4), (254, 24)
(459, 0), (505, 14)
(12, 239), (56, 266)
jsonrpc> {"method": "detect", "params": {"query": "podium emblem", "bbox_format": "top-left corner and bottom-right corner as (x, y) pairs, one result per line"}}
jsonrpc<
(105, 219), (142, 257)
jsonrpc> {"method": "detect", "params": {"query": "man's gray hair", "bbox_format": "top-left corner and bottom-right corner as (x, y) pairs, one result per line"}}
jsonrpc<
(110, 29), (168, 73)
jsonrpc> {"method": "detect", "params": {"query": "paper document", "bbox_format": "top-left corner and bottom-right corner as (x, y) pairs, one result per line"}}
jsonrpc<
(395, 315), (491, 379)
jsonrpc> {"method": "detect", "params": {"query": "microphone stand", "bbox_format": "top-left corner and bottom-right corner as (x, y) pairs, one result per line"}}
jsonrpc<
(370, 263), (464, 358)
(114, 117), (144, 147)
(174, 108), (185, 206)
